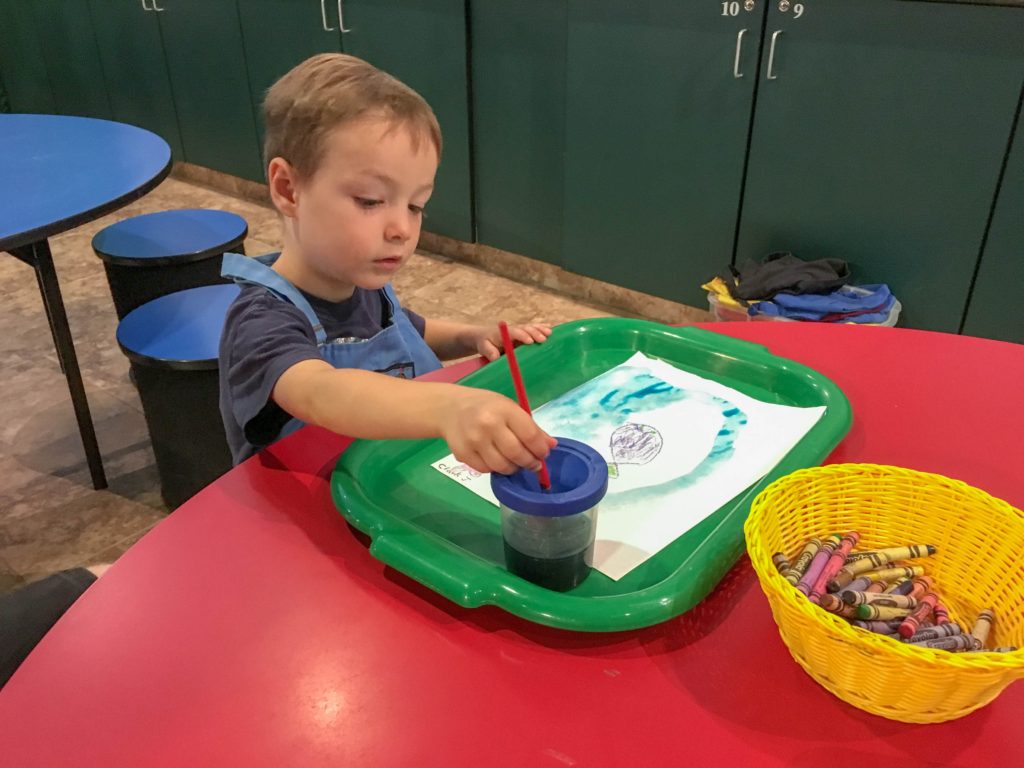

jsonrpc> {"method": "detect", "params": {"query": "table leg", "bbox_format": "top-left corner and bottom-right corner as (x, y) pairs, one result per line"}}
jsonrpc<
(28, 240), (108, 490)
(32, 267), (66, 375)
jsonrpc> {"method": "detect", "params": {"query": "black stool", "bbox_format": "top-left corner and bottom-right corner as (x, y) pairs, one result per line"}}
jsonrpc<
(116, 284), (240, 509)
(93, 208), (247, 320)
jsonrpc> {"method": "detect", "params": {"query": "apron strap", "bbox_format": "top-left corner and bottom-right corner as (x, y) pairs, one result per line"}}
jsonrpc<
(221, 253), (327, 344)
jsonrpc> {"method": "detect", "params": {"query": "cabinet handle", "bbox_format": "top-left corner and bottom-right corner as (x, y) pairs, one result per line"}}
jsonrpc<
(152, 0), (164, 10)
(320, 0), (335, 31)
(733, 29), (747, 79)
(139, 0), (152, 10)
(337, 0), (351, 33)
(766, 30), (782, 80)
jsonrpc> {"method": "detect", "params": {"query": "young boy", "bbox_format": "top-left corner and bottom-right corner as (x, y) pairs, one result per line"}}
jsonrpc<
(219, 53), (554, 474)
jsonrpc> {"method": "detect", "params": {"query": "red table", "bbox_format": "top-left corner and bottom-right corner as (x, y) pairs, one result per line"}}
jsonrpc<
(1, 323), (1021, 767)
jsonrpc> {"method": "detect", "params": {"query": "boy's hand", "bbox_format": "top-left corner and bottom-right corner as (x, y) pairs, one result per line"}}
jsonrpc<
(474, 322), (552, 362)
(439, 387), (556, 475)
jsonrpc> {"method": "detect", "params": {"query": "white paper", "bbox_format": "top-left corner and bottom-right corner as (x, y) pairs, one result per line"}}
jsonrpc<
(432, 352), (825, 580)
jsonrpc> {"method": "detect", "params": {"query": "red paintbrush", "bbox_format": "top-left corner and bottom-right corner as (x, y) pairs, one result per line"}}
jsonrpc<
(498, 321), (551, 490)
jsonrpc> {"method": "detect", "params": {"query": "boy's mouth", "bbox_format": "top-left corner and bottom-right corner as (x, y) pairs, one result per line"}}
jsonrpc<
(374, 255), (403, 271)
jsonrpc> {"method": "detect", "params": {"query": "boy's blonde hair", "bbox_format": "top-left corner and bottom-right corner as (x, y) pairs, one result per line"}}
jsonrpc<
(263, 53), (442, 180)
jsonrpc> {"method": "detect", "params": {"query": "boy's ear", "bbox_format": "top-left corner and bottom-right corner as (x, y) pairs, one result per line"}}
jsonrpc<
(267, 157), (300, 218)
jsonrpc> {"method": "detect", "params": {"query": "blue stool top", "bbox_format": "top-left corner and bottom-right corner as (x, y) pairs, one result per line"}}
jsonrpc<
(93, 208), (248, 266)
(117, 284), (240, 370)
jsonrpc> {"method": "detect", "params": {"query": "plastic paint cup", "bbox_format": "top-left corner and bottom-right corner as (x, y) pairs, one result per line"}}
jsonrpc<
(491, 438), (608, 592)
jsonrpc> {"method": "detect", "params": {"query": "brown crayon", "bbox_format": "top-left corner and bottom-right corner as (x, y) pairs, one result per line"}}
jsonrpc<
(783, 538), (821, 585)
(907, 575), (933, 601)
(898, 591), (938, 638)
(971, 608), (994, 649)
(772, 552), (791, 575)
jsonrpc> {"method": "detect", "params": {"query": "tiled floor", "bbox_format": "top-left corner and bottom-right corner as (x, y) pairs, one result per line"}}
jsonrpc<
(0, 175), (626, 595)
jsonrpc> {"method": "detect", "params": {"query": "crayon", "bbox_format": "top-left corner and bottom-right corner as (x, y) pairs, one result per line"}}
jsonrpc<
(971, 608), (994, 649)
(771, 552), (791, 574)
(860, 565), (924, 587)
(852, 620), (901, 635)
(933, 601), (950, 625)
(904, 623), (962, 643)
(829, 545), (936, 589)
(911, 634), (976, 652)
(907, 576), (933, 601)
(898, 591), (938, 639)
(844, 551), (881, 563)
(811, 531), (860, 602)
(856, 604), (914, 621)
(818, 594), (858, 619)
(865, 581), (887, 594)
(883, 577), (910, 594)
(796, 534), (842, 596)
(840, 576), (873, 596)
(844, 593), (918, 609)
(783, 538), (821, 585)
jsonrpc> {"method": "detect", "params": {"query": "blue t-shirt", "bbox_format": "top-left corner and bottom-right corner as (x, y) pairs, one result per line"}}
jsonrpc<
(218, 284), (426, 463)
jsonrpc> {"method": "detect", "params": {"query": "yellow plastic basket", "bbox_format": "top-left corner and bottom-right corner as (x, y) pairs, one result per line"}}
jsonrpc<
(744, 463), (1024, 723)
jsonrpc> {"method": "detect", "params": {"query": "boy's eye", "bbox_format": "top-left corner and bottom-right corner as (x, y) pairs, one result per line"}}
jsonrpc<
(354, 197), (382, 209)
(409, 204), (425, 216)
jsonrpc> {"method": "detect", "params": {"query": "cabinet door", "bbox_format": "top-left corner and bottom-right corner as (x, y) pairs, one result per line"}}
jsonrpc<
(562, 0), (763, 306)
(962, 107), (1024, 344)
(0, 0), (56, 113)
(341, 0), (473, 242)
(30, 0), (111, 119)
(237, 0), (343, 154)
(737, 0), (1024, 332)
(88, 0), (184, 160)
(157, 0), (264, 181)
(471, 0), (567, 265)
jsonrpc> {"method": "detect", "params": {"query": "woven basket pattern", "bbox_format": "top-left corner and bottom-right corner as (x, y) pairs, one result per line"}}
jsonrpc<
(745, 464), (1024, 723)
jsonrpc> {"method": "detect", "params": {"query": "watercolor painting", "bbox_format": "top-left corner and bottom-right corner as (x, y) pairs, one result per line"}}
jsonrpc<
(433, 352), (824, 580)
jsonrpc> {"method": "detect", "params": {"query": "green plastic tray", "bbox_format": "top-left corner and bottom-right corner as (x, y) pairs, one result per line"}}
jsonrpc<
(331, 319), (851, 632)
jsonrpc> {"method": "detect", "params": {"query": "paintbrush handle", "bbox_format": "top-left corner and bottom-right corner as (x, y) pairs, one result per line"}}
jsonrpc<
(498, 322), (551, 489)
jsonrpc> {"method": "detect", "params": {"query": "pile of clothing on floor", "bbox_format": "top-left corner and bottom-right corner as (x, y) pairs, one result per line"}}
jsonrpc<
(703, 252), (900, 324)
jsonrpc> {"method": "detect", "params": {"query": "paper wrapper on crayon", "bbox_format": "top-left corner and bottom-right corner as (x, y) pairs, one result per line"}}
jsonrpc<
(913, 634), (976, 652)
(856, 604), (914, 621)
(933, 602), (951, 625)
(771, 553), (790, 575)
(796, 534), (841, 595)
(904, 623), (963, 643)
(971, 609), (995, 648)
(784, 538), (821, 585)
(898, 592), (938, 639)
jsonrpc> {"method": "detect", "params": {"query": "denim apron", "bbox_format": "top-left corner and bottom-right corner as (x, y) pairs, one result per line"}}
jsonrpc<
(222, 252), (443, 440)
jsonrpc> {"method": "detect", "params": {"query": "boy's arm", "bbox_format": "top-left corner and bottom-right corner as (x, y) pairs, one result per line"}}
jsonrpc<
(272, 360), (555, 474)
(423, 318), (551, 361)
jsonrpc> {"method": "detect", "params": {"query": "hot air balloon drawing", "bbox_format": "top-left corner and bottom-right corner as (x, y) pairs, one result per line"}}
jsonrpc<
(607, 423), (663, 479)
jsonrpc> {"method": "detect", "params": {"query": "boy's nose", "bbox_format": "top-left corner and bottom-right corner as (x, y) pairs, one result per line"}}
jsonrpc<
(385, 213), (413, 243)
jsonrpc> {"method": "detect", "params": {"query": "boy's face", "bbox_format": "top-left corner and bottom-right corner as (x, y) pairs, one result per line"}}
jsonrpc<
(289, 117), (438, 295)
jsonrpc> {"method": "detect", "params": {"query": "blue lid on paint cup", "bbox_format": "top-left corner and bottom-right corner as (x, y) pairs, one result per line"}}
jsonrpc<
(490, 438), (609, 517)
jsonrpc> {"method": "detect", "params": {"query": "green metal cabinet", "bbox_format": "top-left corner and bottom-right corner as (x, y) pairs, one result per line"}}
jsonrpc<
(341, 0), (473, 241)
(29, 0), (112, 119)
(88, 0), (184, 160)
(0, 1), (56, 113)
(237, 0), (344, 158)
(156, 0), (263, 182)
(561, 0), (764, 306)
(471, 0), (567, 265)
(736, 0), (1024, 333)
(962, 103), (1024, 344)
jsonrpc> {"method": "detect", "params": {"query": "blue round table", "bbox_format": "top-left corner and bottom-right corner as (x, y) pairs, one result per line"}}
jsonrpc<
(0, 114), (173, 489)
